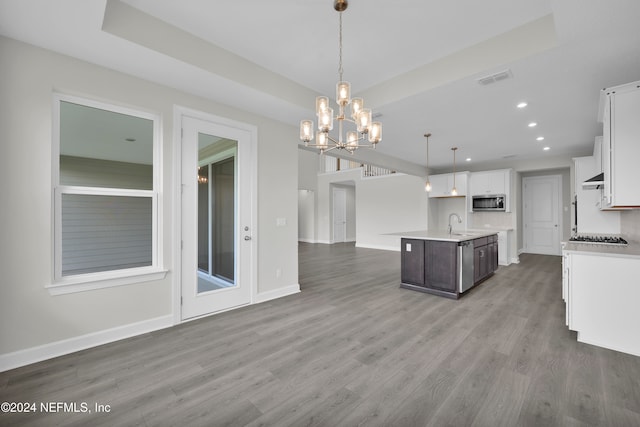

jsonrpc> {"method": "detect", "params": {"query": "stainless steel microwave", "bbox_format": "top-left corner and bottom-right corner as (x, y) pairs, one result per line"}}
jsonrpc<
(472, 194), (506, 211)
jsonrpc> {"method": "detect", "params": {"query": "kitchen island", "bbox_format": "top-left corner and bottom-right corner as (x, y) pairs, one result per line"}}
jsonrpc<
(392, 230), (498, 299)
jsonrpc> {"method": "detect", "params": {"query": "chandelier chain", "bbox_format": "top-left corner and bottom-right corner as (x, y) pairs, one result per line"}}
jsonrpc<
(338, 12), (343, 81)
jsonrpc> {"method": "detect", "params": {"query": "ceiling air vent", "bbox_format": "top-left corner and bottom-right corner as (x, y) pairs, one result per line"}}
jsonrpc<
(477, 69), (513, 86)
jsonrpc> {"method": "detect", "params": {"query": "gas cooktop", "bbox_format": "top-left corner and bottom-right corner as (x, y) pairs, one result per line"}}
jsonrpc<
(569, 235), (628, 245)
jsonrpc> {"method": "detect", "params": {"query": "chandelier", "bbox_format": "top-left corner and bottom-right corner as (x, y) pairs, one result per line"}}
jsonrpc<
(299, 0), (382, 154)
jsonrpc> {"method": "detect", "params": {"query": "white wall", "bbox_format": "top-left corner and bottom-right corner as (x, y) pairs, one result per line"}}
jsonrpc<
(429, 197), (467, 232)
(297, 149), (320, 192)
(356, 174), (429, 250)
(297, 149), (320, 242)
(298, 190), (315, 242)
(621, 210), (640, 243)
(0, 36), (298, 367)
(314, 169), (428, 250)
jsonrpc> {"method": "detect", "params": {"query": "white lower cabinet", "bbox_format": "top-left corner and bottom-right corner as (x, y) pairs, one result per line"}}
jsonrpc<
(497, 231), (510, 265)
(563, 250), (640, 357)
(562, 251), (570, 326)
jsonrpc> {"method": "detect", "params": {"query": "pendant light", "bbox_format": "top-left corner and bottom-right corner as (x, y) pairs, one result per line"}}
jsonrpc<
(424, 133), (432, 192)
(451, 147), (458, 196)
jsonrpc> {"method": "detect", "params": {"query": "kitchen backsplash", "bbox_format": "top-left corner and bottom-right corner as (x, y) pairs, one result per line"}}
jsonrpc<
(469, 211), (515, 229)
(621, 210), (640, 242)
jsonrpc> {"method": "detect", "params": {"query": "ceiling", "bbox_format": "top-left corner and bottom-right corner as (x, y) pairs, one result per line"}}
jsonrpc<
(1, 0), (639, 172)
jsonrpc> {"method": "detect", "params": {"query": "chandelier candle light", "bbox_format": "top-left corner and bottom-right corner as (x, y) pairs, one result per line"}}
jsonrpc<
(299, 0), (382, 154)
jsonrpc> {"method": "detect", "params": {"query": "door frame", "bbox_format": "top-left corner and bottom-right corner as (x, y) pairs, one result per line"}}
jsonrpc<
(522, 174), (563, 255)
(172, 106), (257, 324)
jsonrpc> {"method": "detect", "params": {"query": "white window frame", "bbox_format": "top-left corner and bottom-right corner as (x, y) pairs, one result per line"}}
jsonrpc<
(48, 93), (166, 295)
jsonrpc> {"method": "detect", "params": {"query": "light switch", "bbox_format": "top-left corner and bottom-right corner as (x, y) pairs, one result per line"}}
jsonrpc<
(406, 243), (412, 252)
(276, 218), (287, 227)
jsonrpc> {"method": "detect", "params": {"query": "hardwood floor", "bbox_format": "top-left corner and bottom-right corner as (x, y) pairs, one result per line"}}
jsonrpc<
(2, 242), (640, 426)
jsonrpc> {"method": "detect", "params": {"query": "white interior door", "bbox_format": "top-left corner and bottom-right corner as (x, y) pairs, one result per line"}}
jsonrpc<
(523, 175), (562, 255)
(333, 187), (347, 243)
(181, 115), (253, 320)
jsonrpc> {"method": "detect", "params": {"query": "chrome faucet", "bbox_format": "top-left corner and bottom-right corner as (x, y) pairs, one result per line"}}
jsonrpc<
(448, 213), (462, 234)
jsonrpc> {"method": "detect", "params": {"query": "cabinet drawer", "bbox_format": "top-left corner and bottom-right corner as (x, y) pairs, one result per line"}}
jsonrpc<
(473, 237), (488, 247)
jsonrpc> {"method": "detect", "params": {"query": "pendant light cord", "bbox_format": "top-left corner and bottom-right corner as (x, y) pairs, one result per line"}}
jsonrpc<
(452, 147), (457, 188)
(425, 134), (430, 168)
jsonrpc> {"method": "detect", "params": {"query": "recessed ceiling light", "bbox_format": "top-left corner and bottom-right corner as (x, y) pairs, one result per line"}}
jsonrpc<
(536, 136), (545, 141)
(517, 102), (528, 108)
(543, 146), (550, 151)
(528, 122), (537, 127)
(465, 158), (471, 162)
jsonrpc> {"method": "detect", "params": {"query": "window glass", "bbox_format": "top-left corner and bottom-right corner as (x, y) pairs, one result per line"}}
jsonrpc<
(55, 96), (159, 282)
(61, 194), (152, 276)
(59, 101), (153, 190)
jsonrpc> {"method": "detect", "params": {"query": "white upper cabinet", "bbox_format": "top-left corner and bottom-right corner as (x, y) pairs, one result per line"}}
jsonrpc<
(427, 172), (468, 198)
(600, 80), (640, 209)
(469, 170), (509, 196)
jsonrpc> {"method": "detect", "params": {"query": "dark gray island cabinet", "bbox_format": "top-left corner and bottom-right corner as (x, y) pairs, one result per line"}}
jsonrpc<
(399, 232), (498, 299)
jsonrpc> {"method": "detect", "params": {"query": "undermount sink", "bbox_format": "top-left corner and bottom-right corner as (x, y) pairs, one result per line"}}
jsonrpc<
(450, 232), (476, 237)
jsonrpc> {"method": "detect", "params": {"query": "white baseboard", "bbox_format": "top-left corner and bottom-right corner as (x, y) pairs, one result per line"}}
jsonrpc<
(1, 283), (303, 372)
(355, 242), (400, 252)
(0, 315), (173, 373)
(254, 284), (300, 304)
(511, 256), (520, 264)
(302, 239), (357, 245)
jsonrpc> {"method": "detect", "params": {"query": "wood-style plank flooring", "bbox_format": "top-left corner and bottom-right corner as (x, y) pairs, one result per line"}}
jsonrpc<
(2, 243), (640, 426)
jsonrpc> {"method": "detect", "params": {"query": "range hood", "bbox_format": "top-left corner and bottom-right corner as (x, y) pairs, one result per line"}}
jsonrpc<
(582, 172), (604, 189)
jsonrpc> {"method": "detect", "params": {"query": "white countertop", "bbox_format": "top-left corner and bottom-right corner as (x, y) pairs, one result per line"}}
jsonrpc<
(563, 240), (640, 259)
(387, 229), (498, 243)
(467, 226), (514, 232)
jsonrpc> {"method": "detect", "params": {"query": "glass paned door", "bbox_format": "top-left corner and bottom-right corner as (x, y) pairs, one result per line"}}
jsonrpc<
(197, 141), (236, 293)
(181, 116), (253, 320)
